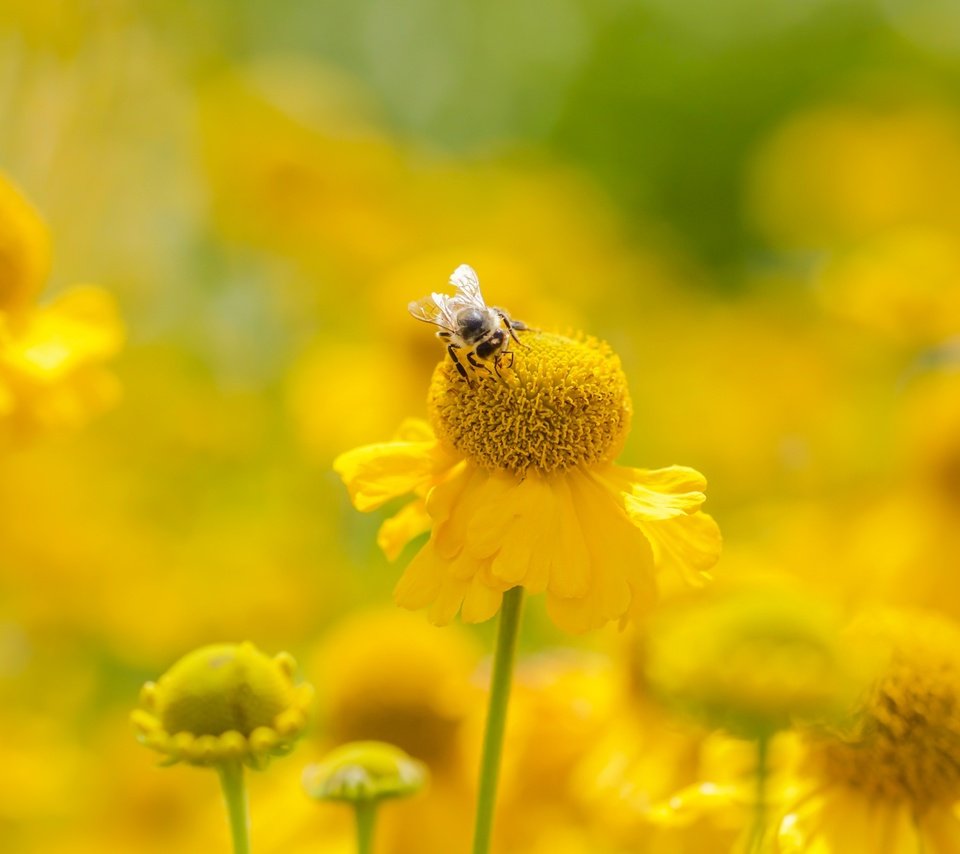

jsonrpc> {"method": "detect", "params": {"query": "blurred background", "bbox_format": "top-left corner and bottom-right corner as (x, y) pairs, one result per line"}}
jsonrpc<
(1, 0), (959, 851)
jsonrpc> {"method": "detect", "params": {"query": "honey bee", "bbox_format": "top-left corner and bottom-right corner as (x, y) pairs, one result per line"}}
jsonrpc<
(408, 264), (529, 384)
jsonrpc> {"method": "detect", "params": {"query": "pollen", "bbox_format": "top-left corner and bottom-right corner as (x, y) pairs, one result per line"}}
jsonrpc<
(427, 332), (632, 476)
(806, 611), (960, 811)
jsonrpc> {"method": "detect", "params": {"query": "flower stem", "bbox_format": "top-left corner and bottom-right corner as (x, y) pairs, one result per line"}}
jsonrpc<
(354, 801), (378, 854)
(748, 734), (770, 854)
(217, 760), (252, 854)
(472, 585), (524, 854)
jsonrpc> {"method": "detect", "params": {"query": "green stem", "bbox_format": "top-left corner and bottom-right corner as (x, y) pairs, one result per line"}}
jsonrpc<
(749, 734), (770, 854)
(354, 801), (378, 854)
(472, 586), (524, 854)
(217, 760), (251, 854)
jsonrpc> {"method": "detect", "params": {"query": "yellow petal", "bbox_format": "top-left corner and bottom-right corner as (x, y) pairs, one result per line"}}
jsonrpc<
(334, 440), (447, 512)
(462, 471), (521, 560)
(432, 466), (491, 560)
(645, 781), (742, 828)
(544, 476), (591, 599)
(460, 577), (503, 624)
(608, 464), (708, 521)
(545, 592), (592, 634)
(394, 542), (446, 609)
(427, 574), (469, 625)
(918, 805), (960, 854)
(545, 471), (657, 633)
(488, 476), (557, 591)
(786, 790), (901, 854)
(638, 511), (722, 586)
(377, 499), (431, 561)
(424, 462), (470, 528)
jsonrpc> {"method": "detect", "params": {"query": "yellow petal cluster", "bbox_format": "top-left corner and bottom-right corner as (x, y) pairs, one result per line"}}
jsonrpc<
(335, 328), (721, 633)
(0, 173), (122, 437)
(313, 608), (479, 767)
(778, 609), (960, 852)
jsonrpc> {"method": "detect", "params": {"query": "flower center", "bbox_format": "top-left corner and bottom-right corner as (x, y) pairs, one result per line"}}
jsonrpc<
(807, 614), (960, 810)
(427, 332), (632, 476)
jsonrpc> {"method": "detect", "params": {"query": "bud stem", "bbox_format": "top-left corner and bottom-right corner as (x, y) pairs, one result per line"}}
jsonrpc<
(217, 760), (251, 854)
(354, 801), (378, 854)
(472, 585), (524, 854)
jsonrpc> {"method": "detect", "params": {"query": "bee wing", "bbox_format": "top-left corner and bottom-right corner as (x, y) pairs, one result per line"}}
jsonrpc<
(408, 292), (458, 332)
(448, 264), (487, 310)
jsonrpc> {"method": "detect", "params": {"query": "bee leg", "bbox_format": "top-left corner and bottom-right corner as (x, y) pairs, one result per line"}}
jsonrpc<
(446, 343), (472, 384)
(466, 351), (494, 378)
(494, 308), (529, 345)
(494, 350), (515, 379)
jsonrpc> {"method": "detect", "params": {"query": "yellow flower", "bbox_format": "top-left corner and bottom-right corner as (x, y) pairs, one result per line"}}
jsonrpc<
(647, 584), (875, 739)
(0, 172), (122, 436)
(494, 650), (623, 803)
(131, 642), (313, 770)
(747, 100), (960, 249)
(642, 731), (807, 853)
(335, 321), (721, 633)
(816, 227), (960, 346)
(310, 609), (478, 854)
(312, 608), (479, 769)
(779, 610), (960, 853)
(569, 631), (715, 849)
(303, 741), (428, 804)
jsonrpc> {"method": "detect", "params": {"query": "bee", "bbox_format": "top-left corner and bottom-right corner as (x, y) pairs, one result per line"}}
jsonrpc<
(408, 264), (529, 384)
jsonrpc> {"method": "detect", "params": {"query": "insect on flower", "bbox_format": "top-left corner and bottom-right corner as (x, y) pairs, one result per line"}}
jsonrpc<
(408, 264), (529, 385)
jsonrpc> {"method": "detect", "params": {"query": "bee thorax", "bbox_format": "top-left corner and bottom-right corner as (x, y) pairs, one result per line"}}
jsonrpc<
(455, 307), (490, 342)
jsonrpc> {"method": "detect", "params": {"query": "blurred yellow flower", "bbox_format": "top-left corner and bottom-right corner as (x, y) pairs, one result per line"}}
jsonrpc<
(0, 172), (122, 437)
(816, 227), (960, 345)
(132, 642), (313, 769)
(779, 610), (960, 853)
(496, 650), (623, 802)
(469, 649), (626, 852)
(642, 731), (806, 853)
(310, 609), (479, 854)
(312, 608), (479, 769)
(647, 584), (874, 739)
(569, 633), (715, 851)
(336, 319), (721, 633)
(793, 368), (960, 624)
(748, 99), (960, 249)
